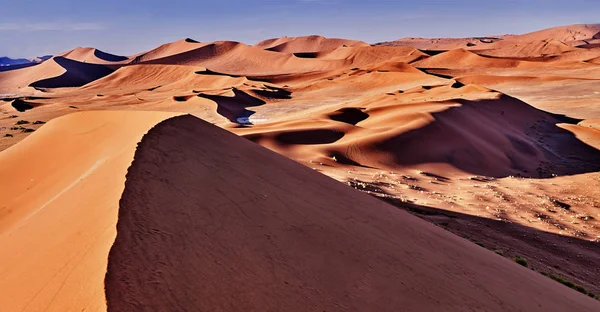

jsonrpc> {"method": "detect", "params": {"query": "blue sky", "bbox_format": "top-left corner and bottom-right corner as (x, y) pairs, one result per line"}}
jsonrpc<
(2, 0), (599, 58)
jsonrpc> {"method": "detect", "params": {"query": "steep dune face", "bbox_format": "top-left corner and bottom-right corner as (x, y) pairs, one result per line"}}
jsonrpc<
(29, 56), (115, 89)
(105, 115), (599, 311)
(0, 111), (180, 311)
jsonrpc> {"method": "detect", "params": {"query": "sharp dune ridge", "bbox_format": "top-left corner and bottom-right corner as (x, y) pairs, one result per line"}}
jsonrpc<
(1, 23), (600, 311)
(105, 114), (598, 311)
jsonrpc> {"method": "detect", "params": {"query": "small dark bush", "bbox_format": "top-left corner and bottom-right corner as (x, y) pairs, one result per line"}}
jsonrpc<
(514, 256), (528, 267)
(15, 120), (29, 125)
(4, 133), (13, 137)
(541, 273), (597, 299)
(33, 120), (45, 125)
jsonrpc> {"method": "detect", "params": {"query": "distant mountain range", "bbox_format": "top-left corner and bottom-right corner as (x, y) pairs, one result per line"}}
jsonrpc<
(0, 55), (52, 69)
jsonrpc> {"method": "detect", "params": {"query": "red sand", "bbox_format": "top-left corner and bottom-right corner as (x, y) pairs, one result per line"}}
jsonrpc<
(1, 23), (600, 310)
(106, 115), (598, 311)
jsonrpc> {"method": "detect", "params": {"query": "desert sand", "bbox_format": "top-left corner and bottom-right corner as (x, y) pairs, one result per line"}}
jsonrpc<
(1, 25), (600, 310)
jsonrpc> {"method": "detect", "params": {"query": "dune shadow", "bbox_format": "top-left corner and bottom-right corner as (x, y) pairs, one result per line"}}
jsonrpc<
(252, 85), (292, 100)
(376, 195), (600, 296)
(94, 49), (128, 62)
(293, 52), (319, 59)
(415, 68), (455, 79)
(29, 57), (114, 88)
(329, 108), (369, 125)
(11, 99), (35, 112)
(197, 88), (265, 124)
(276, 129), (344, 145)
(373, 94), (600, 178)
(195, 68), (241, 78)
(418, 50), (447, 56)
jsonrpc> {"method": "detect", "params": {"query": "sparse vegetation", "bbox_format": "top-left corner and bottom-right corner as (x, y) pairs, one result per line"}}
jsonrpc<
(9, 115), (18, 118)
(541, 272), (598, 299)
(494, 249), (504, 255)
(33, 120), (45, 125)
(21, 128), (35, 133)
(15, 120), (29, 125)
(4, 133), (13, 137)
(514, 256), (528, 267)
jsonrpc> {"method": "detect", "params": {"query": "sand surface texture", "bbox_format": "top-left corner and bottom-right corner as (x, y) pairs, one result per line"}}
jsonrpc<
(1, 25), (600, 310)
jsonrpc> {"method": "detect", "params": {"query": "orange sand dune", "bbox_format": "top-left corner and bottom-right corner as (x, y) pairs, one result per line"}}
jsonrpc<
(0, 111), (180, 311)
(479, 39), (578, 58)
(255, 35), (369, 53)
(513, 24), (600, 44)
(377, 36), (505, 50)
(59, 47), (130, 64)
(0, 56), (114, 94)
(137, 41), (318, 75)
(129, 38), (207, 64)
(316, 45), (428, 65)
(134, 40), (427, 76)
(81, 64), (247, 94)
(237, 84), (600, 178)
(2, 23), (600, 310)
(104, 115), (599, 311)
(412, 48), (526, 69)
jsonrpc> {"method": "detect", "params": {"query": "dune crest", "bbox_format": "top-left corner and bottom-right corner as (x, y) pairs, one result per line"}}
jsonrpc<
(104, 115), (599, 311)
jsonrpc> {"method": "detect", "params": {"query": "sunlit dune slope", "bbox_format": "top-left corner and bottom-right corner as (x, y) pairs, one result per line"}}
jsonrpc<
(0, 111), (180, 311)
(0, 56), (114, 94)
(255, 35), (369, 53)
(59, 47), (130, 64)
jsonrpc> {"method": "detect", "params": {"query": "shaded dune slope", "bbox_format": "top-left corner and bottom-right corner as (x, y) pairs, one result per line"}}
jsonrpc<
(370, 94), (600, 177)
(60, 47), (129, 64)
(105, 114), (599, 311)
(197, 88), (265, 123)
(0, 56), (113, 93)
(29, 56), (115, 88)
(239, 86), (600, 178)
